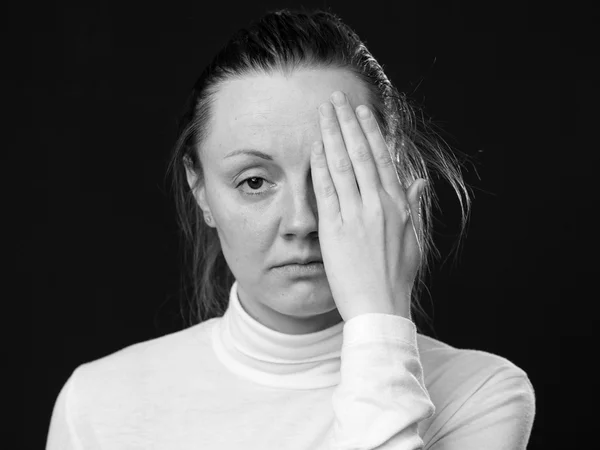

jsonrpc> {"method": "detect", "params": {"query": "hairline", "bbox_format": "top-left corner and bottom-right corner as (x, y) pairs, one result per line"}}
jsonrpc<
(192, 62), (384, 168)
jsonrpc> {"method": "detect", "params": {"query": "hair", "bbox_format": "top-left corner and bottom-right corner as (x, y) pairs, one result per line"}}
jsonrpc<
(165, 7), (473, 334)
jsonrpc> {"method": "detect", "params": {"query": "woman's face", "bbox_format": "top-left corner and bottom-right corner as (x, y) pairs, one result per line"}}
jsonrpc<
(187, 68), (371, 334)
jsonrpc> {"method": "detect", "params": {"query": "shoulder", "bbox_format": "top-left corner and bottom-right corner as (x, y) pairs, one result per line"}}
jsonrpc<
(416, 333), (535, 442)
(49, 319), (221, 444)
(68, 318), (220, 409)
(417, 332), (532, 385)
(417, 332), (534, 395)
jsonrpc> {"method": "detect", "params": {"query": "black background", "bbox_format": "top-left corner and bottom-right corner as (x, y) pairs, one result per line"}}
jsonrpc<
(10, 0), (596, 448)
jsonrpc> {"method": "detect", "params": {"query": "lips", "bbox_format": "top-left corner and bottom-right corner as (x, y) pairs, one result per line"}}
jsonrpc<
(274, 261), (326, 277)
(279, 259), (322, 267)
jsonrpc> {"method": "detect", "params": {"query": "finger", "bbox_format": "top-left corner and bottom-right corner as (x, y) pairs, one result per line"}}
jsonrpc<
(318, 101), (361, 219)
(330, 91), (382, 207)
(310, 140), (340, 223)
(356, 105), (405, 201)
(405, 179), (427, 260)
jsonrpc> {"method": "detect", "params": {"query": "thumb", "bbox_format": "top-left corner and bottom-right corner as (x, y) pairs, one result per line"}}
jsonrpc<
(407, 179), (428, 258)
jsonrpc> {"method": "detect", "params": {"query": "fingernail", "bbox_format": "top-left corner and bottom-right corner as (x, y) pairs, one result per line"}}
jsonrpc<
(319, 102), (335, 117)
(330, 91), (345, 106)
(356, 105), (371, 119)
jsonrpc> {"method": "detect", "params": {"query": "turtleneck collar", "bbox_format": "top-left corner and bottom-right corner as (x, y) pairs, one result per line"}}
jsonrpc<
(210, 280), (345, 390)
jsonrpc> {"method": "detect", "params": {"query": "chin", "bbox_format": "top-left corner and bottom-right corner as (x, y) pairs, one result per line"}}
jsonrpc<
(271, 283), (336, 317)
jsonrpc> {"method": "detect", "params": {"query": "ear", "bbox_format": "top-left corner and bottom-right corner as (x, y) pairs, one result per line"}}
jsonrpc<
(184, 156), (214, 227)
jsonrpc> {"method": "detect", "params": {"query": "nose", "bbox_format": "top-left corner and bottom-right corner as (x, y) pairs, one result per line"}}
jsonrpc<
(280, 179), (319, 240)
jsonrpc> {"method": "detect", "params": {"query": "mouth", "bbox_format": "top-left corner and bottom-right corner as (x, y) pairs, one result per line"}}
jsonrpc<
(274, 261), (326, 277)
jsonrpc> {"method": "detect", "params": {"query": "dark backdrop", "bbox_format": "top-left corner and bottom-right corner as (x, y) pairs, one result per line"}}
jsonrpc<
(11, 0), (596, 448)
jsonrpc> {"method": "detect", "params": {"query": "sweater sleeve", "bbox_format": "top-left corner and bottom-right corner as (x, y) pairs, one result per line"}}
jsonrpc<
(326, 313), (435, 449)
(46, 370), (84, 450)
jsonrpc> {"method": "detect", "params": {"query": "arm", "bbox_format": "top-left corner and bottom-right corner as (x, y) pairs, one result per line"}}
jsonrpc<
(311, 91), (535, 449)
(327, 313), (435, 449)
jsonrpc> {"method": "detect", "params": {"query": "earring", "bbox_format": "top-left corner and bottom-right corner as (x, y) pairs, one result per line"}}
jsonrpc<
(204, 213), (213, 225)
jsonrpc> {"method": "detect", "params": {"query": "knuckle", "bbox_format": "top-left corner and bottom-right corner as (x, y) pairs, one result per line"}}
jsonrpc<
(352, 143), (372, 163)
(321, 183), (337, 199)
(320, 119), (338, 132)
(333, 157), (354, 173)
(312, 154), (329, 169)
(375, 150), (394, 169)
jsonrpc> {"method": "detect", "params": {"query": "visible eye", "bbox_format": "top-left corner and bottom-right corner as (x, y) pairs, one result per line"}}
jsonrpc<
(237, 176), (272, 196)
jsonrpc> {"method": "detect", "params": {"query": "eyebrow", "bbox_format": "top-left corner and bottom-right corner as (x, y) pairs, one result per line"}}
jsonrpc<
(223, 149), (274, 161)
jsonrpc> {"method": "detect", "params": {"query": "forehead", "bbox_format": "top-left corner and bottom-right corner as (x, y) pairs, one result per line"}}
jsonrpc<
(204, 68), (372, 160)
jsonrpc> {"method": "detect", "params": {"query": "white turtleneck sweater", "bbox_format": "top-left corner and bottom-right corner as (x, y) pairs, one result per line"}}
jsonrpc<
(46, 281), (535, 449)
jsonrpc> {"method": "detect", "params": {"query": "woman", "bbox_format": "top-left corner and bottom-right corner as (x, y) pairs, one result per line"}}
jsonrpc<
(46, 7), (535, 449)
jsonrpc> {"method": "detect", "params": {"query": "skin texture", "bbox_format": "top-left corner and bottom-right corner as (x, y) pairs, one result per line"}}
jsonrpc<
(186, 68), (425, 334)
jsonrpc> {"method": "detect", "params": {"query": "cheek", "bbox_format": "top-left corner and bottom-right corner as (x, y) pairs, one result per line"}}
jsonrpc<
(217, 207), (273, 261)
(204, 179), (277, 264)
